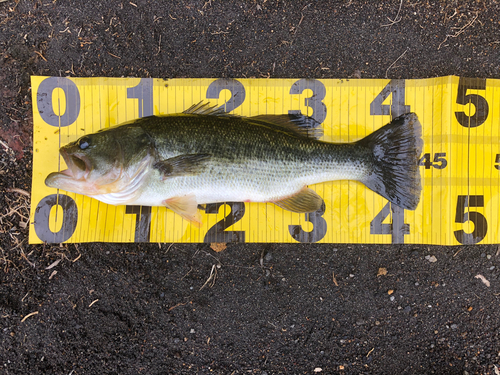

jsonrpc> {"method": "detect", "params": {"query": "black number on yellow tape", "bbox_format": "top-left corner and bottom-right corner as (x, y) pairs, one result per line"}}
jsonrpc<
(34, 194), (78, 242)
(125, 206), (152, 242)
(455, 78), (489, 128)
(495, 154), (500, 170)
(203, 202), (246, 243)
(207, 79), (246, 112)
(370, 202), (410, 237)
(288, 79), (327, 123)
(419, 152), (448, 169)
(37, 77), (80, 127)
(127, 78), (153, 117)
(288, 200), (327, 243)
(370, 79), (410, 244)
(454, 195), (488, 244)
(370, 79), (410, 117)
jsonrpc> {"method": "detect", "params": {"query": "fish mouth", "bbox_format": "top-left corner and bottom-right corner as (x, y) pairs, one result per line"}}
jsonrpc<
(59, 148), (90, 180)
(45, 149), (91, 190)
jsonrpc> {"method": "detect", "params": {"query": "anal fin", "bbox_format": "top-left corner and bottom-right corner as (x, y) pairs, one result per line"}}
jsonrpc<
(163, 194), (202, 227)
(272, 187), (323, 213)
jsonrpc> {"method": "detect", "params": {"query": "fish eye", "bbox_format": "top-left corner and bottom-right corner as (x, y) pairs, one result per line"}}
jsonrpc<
(78, 137), (90, 150)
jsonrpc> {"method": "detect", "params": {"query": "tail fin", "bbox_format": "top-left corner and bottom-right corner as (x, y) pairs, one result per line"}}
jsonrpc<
(357, 113), (423, 210)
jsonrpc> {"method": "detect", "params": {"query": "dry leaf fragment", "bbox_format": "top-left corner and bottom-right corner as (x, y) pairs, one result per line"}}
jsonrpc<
(475, 274), (490, 287)
(377, 267), (388, 277)
(210, 243), (227, 252)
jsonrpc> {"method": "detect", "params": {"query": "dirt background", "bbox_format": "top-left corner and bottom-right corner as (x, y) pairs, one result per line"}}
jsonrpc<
(1, 0), (500, 374)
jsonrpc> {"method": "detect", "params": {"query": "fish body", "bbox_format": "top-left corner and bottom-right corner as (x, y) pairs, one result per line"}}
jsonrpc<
(45, 103), (423, 223)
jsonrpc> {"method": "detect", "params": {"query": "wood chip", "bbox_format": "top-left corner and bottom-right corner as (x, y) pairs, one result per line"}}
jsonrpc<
(388, 289), (394, 295)
(49, 270), (57, 279)
(210, 243), (227, 252)
(45, 258), (61, 270)
(377, 267), (388, 277)
(475, 274), (490, 287)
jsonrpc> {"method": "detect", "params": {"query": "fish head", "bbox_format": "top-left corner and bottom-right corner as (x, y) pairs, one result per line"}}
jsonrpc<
(45, 131), (125, 195)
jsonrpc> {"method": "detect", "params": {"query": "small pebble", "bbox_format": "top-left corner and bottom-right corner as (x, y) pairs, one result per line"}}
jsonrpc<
(415, 282), (419, 286)
(490, 266), (495, 270)
(451, 324), (458, 330)
(403, 306), (411, 313)
(190, 329), (195, 334)
(390, 296), (395, 301)
(349, 274), (354, 278)
(425, 255), (437, 263)
(487, 254), (492, 259)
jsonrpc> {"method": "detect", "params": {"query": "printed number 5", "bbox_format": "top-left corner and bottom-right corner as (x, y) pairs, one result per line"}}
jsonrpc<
(454, 195), (487, 244)
(455, 77), (489, 128)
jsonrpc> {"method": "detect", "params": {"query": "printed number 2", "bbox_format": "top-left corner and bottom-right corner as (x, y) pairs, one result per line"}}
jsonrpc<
(369, 79), (410, 244)
(204, 203), (246, 243)
(454, 195), (487, 245)
(206, 79), (246, 112)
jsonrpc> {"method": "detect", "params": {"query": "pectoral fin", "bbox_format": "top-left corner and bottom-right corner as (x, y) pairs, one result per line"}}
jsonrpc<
(163, 194), (202, 227)
(273, 187), (323, 213)
(154, 154), (211, 180)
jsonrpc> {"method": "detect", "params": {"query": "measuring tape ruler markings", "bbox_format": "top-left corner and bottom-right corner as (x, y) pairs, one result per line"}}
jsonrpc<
(29, 76), (499, 245)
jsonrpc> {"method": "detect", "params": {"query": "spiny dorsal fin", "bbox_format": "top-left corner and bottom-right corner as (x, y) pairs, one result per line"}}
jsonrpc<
(249, 113), (323, 140)
(182, 102), (234, 116)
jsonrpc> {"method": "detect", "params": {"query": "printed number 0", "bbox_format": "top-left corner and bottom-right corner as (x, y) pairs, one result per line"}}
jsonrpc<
(37, 77), (81, 127)
(33, 194), (78, 243)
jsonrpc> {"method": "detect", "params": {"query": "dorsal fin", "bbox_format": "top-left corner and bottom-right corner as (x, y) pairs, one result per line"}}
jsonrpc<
(182, 102), (323, 139)
(182, 102), (234, 116)
(248, 113), (323, 140)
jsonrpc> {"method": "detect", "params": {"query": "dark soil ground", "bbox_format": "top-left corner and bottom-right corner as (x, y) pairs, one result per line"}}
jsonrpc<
(1, 1), (500, 374)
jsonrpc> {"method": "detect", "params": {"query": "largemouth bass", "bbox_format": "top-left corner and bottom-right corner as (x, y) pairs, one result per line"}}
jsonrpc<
(45, 103), (423, 224)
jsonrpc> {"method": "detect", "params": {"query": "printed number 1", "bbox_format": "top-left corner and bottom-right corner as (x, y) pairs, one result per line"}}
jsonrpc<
(369, 79), (410, 244)
(124, 79), (154, 241)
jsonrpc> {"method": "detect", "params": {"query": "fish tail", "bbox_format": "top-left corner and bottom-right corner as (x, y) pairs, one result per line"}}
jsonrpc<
(357, 113), (423, 210)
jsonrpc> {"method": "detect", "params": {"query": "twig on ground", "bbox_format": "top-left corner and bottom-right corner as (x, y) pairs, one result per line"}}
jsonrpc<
(438, 12), (479, 50)
(385, 47), (409, 78)
(381, 0), (403, 27)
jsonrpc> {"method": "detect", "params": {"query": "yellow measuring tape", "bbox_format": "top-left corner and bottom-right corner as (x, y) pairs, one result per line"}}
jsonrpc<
(29, 76), (499, 245)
